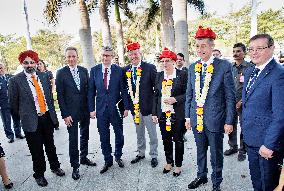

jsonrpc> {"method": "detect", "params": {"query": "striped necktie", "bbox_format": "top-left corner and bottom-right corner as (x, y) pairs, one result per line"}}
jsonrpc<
(246, 68), (260, 93)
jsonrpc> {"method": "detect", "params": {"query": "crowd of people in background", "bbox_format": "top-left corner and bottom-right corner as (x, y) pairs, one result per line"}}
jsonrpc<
(0, 26), (283, 191)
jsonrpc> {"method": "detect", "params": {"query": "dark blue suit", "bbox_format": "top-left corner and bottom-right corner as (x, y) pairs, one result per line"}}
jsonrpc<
(88, 64), (129, 164)
(0, 74), (22, 139)
(185, 58), (236, 186)
(242, 59), (284, 191)
(56, 65), (90, 169)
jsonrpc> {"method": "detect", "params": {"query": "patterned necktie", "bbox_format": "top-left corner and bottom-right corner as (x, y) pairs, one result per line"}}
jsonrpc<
(31, 75), (46, 113)
(246, 68), (260, 93)
(104, 67), (108, 89)
(72, 68), (80, 90)
(201, 63), (207, 89)
(133, 66), (137, 85)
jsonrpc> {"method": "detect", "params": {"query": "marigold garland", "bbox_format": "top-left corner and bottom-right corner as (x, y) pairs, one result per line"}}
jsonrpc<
(194, 63), (214, 133)
(162, 78), (174, 131)
(127, 67), (142, 125)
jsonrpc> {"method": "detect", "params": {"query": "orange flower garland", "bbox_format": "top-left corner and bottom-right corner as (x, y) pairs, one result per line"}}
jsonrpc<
(194, 63), (214, 133)
(127, 67), (142, 125)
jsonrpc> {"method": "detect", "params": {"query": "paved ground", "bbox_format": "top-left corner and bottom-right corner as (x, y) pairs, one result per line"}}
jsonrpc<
(0, 113), (253, 191)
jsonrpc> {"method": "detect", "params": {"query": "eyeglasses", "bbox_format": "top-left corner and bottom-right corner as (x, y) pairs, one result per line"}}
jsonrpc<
(23, 61), (35, 65)
(247, 46), (271, 53)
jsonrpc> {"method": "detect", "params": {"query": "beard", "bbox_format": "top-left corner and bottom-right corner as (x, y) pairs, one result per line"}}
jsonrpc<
(24, 66), (36, 74)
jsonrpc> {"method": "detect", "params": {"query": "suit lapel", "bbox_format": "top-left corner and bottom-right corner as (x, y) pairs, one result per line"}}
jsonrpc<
(97, 64), (104, 90)
(245, 60), (276, 101)
(108, 65), (115, 91)
(18, 72), (34, 102)
(78, 66), (84, 92)
(37, 72), (49, 102)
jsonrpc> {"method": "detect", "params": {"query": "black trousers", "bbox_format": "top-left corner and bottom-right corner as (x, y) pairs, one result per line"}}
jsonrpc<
(67, 117), (90, 169)
(24, 112), (60, 178)
(159, 114), (185, 167)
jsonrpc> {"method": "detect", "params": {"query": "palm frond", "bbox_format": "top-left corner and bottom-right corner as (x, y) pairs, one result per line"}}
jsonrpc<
(187, 0), (205, 15)
(144, 0), (160, 29)
(44, 0), (63, 25)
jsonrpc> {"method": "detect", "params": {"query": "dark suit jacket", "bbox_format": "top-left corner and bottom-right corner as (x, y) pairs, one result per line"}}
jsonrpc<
(124, 61), (157, 116)
(152, 69), (188, 120)
(0, 74), (12, 109)
(185, 58), (236, 132)
(8, 71), (58, 132)
(56, 65), (89, 121)
(88, 64), (129, 117)
(242, 59), (284, 151)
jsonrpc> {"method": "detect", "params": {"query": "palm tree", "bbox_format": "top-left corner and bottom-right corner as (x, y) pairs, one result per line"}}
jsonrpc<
(160, 0), (175, 50)
(114, 0), (125, 65)
(250, 0), (258, 37)
(23, 0), (32, 50)
(100, 0), (113, 47)
(44, 0), (95, 70)
(172, 0), (204, 63)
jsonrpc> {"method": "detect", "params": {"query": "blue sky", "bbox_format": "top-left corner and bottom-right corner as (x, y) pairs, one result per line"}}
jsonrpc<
(0, 0), (283, 38)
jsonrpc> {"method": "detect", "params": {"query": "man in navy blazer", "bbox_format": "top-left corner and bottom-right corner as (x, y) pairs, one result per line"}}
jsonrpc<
(242, 34), (284, 191)
(185, 26), (236, 191)
(56, 47), (96, 180)
(124, 40), (159, 168)
(0, 63), (24, 143)
(88, 46), (130, 174)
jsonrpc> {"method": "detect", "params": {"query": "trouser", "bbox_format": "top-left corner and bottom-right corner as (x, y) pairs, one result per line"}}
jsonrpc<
(159, 114), (184, 167)
(67, 117), (90, 169)
(135, 113), (158, 158)
(97, 107), (124, 164)
(0, 108), (22, 139)
(24, 112), (60, 178)
(228, 113), (246, 153)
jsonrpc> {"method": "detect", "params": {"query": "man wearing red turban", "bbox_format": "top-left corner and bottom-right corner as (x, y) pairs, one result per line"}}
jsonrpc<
(9, 50), (65, 187)
(185, 26), (236, 191)
(124, 40), (159, 168)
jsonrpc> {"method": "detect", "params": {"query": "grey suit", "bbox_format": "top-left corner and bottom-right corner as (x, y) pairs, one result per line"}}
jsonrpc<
(8, 71), (60, 178)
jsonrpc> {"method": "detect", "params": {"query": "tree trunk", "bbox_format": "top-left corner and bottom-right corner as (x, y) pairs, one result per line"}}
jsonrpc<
(114, 0), (125, 66)
(160, 0), (175, 51)
(78, 0), (95, 70)
(250, 0), (258, 37)
(100, 0), (112, 47)
(172, 0), (189, 63)
(23, 0), (32, 50)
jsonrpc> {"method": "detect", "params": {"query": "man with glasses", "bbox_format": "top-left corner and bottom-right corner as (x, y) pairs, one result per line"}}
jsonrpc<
(125, 40), (159, 168)
(0, 63), (24, 143)
(88, 46), (129, 174)
(224, 43), (253, 161)
(56, 47), (96, 180)
(242, 34), (284, 191)
(9, 50), (65, 187)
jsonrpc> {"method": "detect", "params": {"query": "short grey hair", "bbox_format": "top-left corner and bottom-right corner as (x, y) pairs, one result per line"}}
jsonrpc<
(102, 46), (113, 51)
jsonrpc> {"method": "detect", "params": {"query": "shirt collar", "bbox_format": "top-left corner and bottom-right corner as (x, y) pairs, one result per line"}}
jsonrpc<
(200, 56), (215, 65)
(132, 62), (141, 69)
(24, 70), (36, 78)
(164, 68), (177, 79)
(102, 63), (112, 70)
(255, 57), (273, 72)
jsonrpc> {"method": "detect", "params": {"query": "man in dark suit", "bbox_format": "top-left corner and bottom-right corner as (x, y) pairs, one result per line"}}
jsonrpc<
(88, 46), (129, 174)
(242, 34), (284, 191)
(56, 47), (96, 180)
(176, 53), (188, 73)
(185, 26), (236, 191)
(0, 63), (24, 143)
(125, 40), (159, 168)
(9, 50), (65, 187)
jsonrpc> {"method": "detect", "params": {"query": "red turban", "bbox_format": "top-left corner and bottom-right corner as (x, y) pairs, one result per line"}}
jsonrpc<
(126, 40), (140, 51)
(18, 50), (39, 64)
(195, 26), (216, 40)
(159, 48), (177, 61)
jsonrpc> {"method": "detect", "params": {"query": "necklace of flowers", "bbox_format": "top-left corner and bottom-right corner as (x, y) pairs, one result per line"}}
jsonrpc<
(162, 78), (173, 131)
(126, 66), (142, 125)
(194, 62), (214, 133)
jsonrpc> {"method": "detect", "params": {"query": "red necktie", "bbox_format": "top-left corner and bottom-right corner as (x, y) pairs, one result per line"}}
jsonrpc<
(104, 68), (108, 89)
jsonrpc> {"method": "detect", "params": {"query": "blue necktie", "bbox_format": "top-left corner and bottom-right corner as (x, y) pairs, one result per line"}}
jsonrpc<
(246, 68), (260, 93)
(133, 66), (137, 85)
(201, 63), (207, 89)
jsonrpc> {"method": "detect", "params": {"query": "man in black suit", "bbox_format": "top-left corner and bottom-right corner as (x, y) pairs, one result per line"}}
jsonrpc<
(125, 40), (159, 168)
(56, 47), (96, 180)
(0, 63), (24, 143)
(176, 53), (188, 73)
(9, 50), (65, 187)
